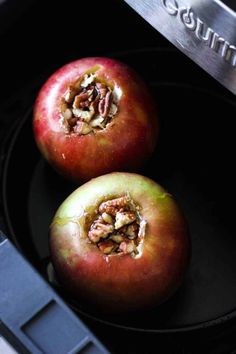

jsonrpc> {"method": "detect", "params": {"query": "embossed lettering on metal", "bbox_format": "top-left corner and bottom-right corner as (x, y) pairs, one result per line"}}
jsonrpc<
(123, 0), (236, 95)
(162, 0), (236, 68)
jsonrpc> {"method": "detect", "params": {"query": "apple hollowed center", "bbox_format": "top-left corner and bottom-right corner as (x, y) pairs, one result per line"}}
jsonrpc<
(60, 73), (121, 135)
(87, 195), (146, 257)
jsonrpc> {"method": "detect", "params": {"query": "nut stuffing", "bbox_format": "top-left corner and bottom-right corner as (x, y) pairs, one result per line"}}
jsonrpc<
(88, 195), (146, 257)
(60, 73), (120, 135)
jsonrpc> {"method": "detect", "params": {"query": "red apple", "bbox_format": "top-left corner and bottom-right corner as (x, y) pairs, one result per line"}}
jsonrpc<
(33, 57), (158, 182)
(50, 173), (190, 313)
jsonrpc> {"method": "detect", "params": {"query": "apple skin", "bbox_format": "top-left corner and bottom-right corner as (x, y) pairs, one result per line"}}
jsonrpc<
(50, 173), (190, 314)
(33, 57), (158, 182)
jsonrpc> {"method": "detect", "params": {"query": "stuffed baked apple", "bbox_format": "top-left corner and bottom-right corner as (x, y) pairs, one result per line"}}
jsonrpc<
(50, 173), (190, 313)
(33, 57), (158, 182)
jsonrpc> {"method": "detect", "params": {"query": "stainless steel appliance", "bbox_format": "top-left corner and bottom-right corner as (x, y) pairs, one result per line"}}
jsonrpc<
(124, 0), (236, 95)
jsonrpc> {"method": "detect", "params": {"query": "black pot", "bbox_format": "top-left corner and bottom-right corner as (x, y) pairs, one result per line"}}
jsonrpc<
(1, 47), (236, 353)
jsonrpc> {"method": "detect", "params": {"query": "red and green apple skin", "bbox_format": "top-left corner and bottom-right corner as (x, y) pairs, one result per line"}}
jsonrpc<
(50, 173), (190, 313)
(33, 57), (158, 182)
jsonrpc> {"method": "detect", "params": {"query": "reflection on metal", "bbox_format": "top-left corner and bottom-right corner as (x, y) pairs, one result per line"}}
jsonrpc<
(124, 0), (236, 95)
(0, 336), (18, 354)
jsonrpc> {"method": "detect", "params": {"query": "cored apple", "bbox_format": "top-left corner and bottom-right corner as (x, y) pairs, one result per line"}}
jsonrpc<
(50, 172), (190, 313)
(33, 57), (158, 182)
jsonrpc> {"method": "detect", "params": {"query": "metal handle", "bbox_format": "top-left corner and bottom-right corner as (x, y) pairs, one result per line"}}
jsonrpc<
(124, 0), (236, 96)
(0, 231), (110, 354)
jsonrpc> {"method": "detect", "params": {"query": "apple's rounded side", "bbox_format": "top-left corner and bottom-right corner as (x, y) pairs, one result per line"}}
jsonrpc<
(50, 173), (190, 313)
(33, 57), (159, 182)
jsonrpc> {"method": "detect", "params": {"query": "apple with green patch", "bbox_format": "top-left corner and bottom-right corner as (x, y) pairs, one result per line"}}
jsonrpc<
(33, 57), (158, 182)
(50, 173), (190, 313)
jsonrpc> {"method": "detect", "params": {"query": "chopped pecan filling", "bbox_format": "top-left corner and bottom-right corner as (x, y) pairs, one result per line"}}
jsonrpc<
(60, 73), (120, 135)
(88, 196), (146, 257)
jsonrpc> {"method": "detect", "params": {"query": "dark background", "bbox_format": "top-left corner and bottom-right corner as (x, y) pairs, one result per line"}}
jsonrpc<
(0, 0), (168, 104)
(0, 0), (169, 151)
(1, 1), (236, 353)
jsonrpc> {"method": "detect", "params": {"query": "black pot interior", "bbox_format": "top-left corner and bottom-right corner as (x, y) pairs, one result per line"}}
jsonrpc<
(2, 48), (236, 332)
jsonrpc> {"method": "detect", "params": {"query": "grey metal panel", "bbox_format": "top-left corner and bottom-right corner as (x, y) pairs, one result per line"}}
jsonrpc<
(123, 0), (236, 95)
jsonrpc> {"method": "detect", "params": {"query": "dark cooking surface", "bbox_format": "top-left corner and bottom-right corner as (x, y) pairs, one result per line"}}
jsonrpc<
(1, 1), (236, 353)
(2, 49), (236, 334)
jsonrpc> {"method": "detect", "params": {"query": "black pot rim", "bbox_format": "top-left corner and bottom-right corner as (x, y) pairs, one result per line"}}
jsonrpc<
(1, 47), (236, 334)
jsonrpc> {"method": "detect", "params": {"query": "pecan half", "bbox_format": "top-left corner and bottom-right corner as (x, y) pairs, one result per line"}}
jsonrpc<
(73, 92), (90, 109)
(98, 91), (113, 118)
(88, 221), (114, 243)
(114, 211), (136, 230)
(99, 196), (130, 216)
